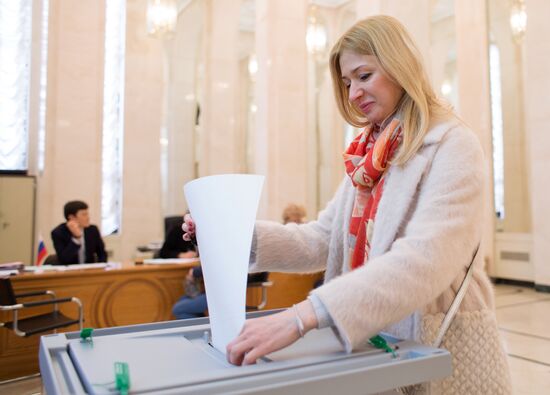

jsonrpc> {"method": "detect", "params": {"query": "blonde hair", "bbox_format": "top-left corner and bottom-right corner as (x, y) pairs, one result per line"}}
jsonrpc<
(329, 15), (451, 165)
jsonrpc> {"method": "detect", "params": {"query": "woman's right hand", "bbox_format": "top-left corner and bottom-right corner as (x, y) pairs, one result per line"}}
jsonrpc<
(182, 213), (196, 242)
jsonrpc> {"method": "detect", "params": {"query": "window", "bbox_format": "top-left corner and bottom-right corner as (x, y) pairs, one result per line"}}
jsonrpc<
(0, 1), (32, 171)
(101, 0), (126, 235)
(489, 43), (505, 220)
(37, 0), (49, 173)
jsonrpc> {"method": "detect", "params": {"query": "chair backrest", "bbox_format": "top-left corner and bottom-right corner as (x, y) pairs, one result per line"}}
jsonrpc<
(164, 216), (183, 238)
(44, 254), (59, 266)
(247, 272), (269, 284)
(0, 277), (17, 306)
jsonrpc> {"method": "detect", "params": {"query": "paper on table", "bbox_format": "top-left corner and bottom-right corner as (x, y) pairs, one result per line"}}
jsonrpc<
(142, 258), (200, 265)
(184, 174), (264, 354)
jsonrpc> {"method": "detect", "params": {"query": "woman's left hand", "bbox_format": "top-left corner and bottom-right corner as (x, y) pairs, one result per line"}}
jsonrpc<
(226, 300), (318, 365)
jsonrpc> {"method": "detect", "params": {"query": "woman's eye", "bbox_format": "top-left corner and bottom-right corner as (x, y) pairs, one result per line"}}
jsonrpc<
(359, 73), (371, 81)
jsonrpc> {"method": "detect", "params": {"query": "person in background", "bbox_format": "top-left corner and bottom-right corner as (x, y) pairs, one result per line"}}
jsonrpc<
(160, 216), (200, 319)
(172, 265), (207, 319)
(186, 16), (512, 394)
(159, 217), (197, 259)
(281, 203), (307, 225)
(173, 215), (266, 320)
(51, 200), (107, 265)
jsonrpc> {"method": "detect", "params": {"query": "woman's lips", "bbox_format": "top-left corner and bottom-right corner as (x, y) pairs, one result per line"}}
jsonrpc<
(359, 101), (374, 114)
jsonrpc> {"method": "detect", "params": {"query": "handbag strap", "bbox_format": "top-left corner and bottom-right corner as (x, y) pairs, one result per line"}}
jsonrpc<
(433, 243), (480, 348)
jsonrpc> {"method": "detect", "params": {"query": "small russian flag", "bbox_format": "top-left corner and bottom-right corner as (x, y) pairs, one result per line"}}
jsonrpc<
(36, 235), (48, 266)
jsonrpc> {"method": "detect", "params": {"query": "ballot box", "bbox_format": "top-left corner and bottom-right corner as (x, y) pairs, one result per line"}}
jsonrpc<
(39, 311), (452, 394)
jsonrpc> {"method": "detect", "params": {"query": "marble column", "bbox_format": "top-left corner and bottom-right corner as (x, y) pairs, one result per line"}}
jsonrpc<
(37, 0), (106, 253)
(454, 0), (495, 271)
(524, 0), (550, 288)
(164, 1), (204, 216)
(119, 0), (164, 260)
(198, 0), (242, 176)
(254, 0), (309, 220)
(355, 0), (431, 63)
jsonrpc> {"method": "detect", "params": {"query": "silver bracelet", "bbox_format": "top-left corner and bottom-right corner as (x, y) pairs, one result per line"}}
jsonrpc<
(292, 304), (305, 337)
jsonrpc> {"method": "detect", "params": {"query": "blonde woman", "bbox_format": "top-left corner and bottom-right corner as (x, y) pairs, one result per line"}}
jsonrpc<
(187, 15), (512, 394)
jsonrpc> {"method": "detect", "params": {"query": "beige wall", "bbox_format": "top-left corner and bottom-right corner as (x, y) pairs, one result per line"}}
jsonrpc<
(524, 0), (550, 286)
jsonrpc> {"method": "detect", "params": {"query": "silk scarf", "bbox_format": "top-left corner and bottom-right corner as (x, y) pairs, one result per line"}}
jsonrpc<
(343, 118), (402, 269)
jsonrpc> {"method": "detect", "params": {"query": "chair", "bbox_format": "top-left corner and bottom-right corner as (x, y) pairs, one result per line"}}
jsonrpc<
(0, 277), (83, 337)
(164, 216), (184, 238)
(43, 254), (59, 266)
(245, 272), (273, 311)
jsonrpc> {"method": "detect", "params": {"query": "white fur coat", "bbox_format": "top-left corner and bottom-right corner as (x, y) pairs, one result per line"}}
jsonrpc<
(251, 117), (512, 394)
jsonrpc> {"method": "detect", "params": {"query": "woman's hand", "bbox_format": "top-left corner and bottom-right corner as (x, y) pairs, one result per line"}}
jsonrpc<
(182, 213), (195, 242)
(226, 300), (318, 365)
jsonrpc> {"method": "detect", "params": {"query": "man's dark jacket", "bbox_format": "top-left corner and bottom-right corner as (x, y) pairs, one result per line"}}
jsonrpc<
(51, 223), (107, 265)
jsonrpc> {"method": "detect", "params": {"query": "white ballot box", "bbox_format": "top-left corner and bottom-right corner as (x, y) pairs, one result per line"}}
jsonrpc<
(39, 310), (451, 394)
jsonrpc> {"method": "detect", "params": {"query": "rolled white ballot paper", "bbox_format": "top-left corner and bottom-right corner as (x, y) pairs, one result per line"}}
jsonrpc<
(183, 174), (264, 353)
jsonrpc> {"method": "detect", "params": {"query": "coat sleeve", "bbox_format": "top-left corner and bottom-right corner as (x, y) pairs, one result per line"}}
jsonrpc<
(311, 127), (485, 352)
(250, 178), (348, 273)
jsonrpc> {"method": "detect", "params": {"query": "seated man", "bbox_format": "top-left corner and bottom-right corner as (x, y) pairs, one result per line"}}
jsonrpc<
(51, 200), (107, 265)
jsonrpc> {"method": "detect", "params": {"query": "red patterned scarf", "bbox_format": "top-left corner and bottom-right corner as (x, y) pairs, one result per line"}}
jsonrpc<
(344, 118), (402, 270)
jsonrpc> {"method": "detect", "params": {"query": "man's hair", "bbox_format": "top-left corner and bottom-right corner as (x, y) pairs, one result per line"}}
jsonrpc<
(64, 200), (88, 220)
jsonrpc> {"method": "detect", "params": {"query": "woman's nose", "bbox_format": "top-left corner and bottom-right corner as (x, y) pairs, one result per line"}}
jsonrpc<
(348, 83), (363, 103)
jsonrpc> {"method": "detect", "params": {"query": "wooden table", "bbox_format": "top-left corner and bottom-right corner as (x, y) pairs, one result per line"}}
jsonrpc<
(0, 262), (195, 380)
(0, 263), (323, 380)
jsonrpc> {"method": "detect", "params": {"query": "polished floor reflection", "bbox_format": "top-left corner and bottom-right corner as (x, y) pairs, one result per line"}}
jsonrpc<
(0, 284), (548, 394)
(495, 284), (550, 394)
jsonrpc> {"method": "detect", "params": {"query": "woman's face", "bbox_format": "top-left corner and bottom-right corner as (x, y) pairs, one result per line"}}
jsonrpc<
(339, 50), (404, 126)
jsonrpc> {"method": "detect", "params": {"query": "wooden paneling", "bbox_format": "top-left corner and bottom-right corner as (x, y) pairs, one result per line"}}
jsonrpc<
(263, 272), (324, 310)
(0, 263), (193, 380)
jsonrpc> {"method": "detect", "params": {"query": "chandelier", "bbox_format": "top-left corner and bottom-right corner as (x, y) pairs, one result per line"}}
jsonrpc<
(509, 0), (527, 43)
(306, 15), (327, 55)
(146, 0), (178, 38)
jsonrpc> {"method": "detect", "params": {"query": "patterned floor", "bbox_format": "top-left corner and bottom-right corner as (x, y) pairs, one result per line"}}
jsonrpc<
(495, 284), (550, 394)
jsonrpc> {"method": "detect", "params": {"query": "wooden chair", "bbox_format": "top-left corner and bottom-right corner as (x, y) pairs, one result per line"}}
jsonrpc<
(43, 254), (59, 266)
(0, 277), (83, 337)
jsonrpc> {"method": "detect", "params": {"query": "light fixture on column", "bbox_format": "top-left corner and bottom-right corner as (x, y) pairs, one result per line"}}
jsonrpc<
(440, 79), (452, 97)
(146, 0), (177, 38)
(510, 0), (527, 43)
(306, 15), (327, 55)
(248, 54), (258, 78)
